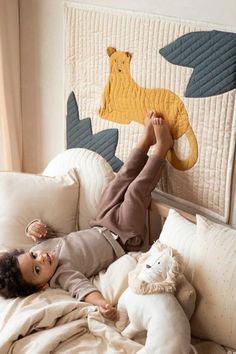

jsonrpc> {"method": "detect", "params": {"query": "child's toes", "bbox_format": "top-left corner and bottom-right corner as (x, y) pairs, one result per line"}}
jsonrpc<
(146, 111), (154, 120)
(152, 117), (157, 125)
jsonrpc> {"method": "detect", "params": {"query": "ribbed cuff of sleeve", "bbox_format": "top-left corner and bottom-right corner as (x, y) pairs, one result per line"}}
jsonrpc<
(77, 287), (101, 302)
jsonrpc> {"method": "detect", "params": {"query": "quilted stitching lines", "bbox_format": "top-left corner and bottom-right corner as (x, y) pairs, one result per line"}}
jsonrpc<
(159, 30), (236, 98)
(99, 47), (198, 171)
(66, 92), (123, 172)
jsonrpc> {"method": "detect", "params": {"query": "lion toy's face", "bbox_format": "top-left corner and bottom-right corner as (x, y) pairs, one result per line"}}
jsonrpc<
(138, 246), (173, 284)
(128, 241), (182, 294)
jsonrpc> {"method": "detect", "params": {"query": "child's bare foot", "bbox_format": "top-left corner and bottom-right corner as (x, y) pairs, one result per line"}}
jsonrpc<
(152, 116), (173, 158)
(137, 111), (157, 152)
(144, 111), (157, 146)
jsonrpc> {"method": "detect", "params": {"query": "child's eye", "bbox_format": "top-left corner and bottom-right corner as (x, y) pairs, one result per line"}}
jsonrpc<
(35, 266), (40, 274)
(30, 252), (37, 259)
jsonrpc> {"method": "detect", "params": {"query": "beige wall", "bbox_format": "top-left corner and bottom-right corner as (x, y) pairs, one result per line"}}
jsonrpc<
(20, 0), (64, 173)
(19, 0), (236, 227)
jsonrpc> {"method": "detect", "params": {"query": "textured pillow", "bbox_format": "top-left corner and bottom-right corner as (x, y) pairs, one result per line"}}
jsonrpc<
(159, 209), (196, 280)
(0, 170), (79, 251)
(43, 148), (115, 230)
(191, 215), (236, 349)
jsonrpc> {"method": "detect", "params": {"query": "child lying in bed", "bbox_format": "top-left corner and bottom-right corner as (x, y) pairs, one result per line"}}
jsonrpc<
(0, 112), (173, 320)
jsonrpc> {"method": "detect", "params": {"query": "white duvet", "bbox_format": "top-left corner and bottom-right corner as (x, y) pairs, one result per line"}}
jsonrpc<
(0, 254), (143, 354)
(0, 288), (143, 354)
(0, 254), (228, 354)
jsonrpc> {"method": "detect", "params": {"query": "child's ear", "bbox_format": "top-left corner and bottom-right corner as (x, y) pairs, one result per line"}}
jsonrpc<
(37, 283), (49, 291)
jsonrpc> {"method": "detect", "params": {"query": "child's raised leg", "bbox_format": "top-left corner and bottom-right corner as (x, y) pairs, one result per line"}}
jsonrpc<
(90, 112), (157, 226)
(116, 117), (173, 249)
(90, 114), (173, 251)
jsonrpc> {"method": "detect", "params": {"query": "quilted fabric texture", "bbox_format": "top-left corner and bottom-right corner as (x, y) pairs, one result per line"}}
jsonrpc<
(160, 30), (236, 98)
(43, 148), (115, 230)
(99, 47), (198, 171)
(64, 3), (236, 222)
(67, 91), (123, 172)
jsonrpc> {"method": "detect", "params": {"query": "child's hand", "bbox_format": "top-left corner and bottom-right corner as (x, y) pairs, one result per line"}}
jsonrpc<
(84, 291), (118, 321)
(99, 302), (118, 321)
(27, 220), (49, 242)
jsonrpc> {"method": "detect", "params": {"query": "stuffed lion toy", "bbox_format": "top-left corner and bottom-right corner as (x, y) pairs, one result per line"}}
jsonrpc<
(116, 240), (197, 354)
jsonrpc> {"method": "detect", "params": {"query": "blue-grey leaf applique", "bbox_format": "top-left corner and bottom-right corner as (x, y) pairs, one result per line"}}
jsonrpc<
(159, 30), (236, 98)
(66, 92), (123, 172)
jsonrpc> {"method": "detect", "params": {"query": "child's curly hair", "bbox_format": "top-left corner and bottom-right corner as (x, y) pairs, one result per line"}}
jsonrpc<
(0, 250), (38, 299)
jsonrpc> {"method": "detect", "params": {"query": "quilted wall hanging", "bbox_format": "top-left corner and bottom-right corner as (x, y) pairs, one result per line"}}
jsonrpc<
(65, 2), (236, 222)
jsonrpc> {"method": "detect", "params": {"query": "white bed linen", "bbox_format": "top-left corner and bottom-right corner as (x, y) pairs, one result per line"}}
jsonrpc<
(0, 288), (143, 354)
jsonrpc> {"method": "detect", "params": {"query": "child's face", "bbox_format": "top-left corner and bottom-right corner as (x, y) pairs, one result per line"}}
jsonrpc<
(17, 250), (59, 289)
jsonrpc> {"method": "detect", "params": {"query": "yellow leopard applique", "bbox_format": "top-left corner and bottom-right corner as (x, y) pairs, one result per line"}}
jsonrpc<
(99, 47), (198, 171)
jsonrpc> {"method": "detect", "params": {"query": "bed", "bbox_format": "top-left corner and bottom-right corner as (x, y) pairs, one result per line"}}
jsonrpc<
(0, 148), (235, 354)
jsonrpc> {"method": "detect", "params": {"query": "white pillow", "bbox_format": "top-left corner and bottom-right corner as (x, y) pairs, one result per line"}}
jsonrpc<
(91, 254), (137, 305)
(0, 169), (79, 251)
(43, 148), (115, 229)
(190, 215), (236, 350)
(159, 209), (196, 280)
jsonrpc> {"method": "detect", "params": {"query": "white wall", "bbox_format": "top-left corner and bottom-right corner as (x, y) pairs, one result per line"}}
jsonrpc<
(19, 0), (236, 226)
